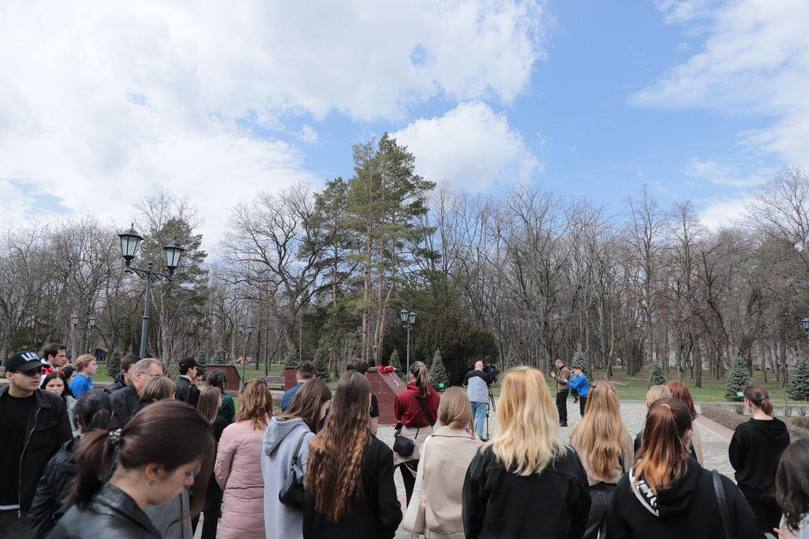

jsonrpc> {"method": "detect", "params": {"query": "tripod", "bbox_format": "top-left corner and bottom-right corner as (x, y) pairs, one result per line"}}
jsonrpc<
(485, 386), (497, 440)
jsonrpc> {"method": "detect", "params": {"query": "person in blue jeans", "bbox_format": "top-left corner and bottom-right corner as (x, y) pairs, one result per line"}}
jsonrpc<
(568, 366), (590, 418)
(463, 360), (493, 441)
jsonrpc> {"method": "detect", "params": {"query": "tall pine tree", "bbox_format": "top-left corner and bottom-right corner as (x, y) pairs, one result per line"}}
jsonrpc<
(726, 355), (751, 401)
(429, 348), (449, 389)
(788, 358), (809, 401)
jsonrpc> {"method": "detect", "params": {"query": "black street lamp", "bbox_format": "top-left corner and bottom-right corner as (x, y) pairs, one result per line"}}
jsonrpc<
(399, 309), (416, 373)
(239, 323), (255, 391)
(118, 224), (185, 358)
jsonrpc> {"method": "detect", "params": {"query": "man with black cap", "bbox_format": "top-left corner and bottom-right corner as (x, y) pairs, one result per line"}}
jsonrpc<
(0, 352), (72, 536)
(175, 357), (200, 408)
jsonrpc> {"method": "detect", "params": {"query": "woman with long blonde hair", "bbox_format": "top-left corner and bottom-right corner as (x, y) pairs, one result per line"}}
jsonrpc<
(215, 380), (273, 539)
(570, 384), (633, 539)
(303, 372), (401, 538)
(462, 366), (590, 539)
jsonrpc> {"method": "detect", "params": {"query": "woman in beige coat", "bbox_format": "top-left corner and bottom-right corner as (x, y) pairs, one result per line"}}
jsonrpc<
(402, 387), (483, 539)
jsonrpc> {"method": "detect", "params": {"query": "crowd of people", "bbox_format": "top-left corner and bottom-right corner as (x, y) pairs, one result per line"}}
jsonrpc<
(2, 345), (809, 538)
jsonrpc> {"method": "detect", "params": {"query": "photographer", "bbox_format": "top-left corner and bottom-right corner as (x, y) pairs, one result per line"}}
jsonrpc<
(463, 360), (494, 441)
(550, 359), (570, 427)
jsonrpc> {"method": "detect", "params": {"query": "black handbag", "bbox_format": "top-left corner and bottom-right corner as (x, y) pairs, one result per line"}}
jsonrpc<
(279, 431), (308, 510)
(393, 396), (435, 458)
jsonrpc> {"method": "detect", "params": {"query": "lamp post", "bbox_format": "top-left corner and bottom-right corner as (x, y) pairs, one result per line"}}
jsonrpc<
(118, 224), (185, 359)
(239, 323), (255, 391)
(85, 314), (96, 354)
(399, 309), (416, 373)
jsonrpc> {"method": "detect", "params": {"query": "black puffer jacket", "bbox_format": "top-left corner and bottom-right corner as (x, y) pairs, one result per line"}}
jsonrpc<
(49, 483), (161, 539)
(28, 437), (79, 538)
(0, 386), (72, 512)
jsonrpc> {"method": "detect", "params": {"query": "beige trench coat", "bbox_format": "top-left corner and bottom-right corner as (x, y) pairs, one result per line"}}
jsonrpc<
(402, 426), (483, 539)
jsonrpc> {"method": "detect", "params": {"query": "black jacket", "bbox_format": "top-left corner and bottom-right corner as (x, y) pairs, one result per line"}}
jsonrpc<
(174, 376), (200, 408)
(303, 435), (402, 538)
(607, 460), (761, 539)
(729, 417), (790, 497)
(463, 369), (494, 386)
(104, 374), (126, 394)
(0, 386), (72, 512)
(49, 483), (161, 538)
(110, 384), (139, 428)
(462, 445), (591, 539)
(28, 437), (79, 538)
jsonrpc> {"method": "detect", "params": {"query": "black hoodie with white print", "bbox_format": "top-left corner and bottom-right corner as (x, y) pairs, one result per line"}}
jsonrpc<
(607, 458), (763, 539)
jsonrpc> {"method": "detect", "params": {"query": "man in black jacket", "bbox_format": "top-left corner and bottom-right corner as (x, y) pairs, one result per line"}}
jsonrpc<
(0, 352), (72, 536)
(174, 357), (200, 408)
(104, 353), (139, 394)
(110, 358), (163, 428)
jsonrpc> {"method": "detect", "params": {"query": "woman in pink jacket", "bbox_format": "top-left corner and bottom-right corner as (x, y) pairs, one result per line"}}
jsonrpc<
(215, 380), (273, 539)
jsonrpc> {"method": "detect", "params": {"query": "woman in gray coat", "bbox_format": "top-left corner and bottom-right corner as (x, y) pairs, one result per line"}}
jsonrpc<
(262, 379), (332, 539)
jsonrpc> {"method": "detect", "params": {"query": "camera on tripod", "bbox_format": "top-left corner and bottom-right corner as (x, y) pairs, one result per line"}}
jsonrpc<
(482, 362), (498, 384)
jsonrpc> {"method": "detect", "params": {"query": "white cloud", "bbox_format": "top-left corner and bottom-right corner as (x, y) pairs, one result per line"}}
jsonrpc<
(697, 195), (752, 230)
(635, 0), (809, 166)
(0, 0), (544, 243)
(299, 125), (319, 145)
(393, 102), (538, 191)
(685, 158), (769, 188)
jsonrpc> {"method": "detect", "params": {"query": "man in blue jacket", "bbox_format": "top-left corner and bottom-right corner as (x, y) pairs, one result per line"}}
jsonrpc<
(568, 366), (590, 418)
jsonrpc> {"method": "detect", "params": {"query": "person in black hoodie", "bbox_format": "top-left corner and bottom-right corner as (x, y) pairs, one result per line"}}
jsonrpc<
(729, 385), (791, 533)
(28, 389), (113, 538)
(303, 371), (401, 538)
(463, 366), (591, 539)
(607, 397), (760, 539)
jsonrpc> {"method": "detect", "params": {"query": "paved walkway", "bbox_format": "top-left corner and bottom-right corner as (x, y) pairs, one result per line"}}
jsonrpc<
(383, 399), (735, 538)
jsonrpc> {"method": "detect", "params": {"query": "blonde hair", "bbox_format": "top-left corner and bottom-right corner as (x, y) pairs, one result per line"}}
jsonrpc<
(140, 377), (175, 404)
(75, 354), (95, 373)
(492, 366), (565, 476)
(645, 385), (671, 408)
(197, 386), (222, 424)
(437, 386), (473, 431)
(570, 384), (628, 481)
(237, 380), (272, 430)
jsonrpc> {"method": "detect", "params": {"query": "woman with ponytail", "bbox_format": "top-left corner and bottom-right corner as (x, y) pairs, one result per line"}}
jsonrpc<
(730, 385), (791, 533)
(393, 360), (440, 504)
(49, 400), (214, 538)
(29, 389), (113, 537)
(608, 398), (760, 538)
(303, 371), (402, 538)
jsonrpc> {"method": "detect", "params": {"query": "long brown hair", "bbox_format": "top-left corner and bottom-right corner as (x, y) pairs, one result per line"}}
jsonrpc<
(281, 378), (332, 433)
(570, 384), (628, 481)
(666, 381), (697, 420)
(409, 360), (430, 398)
(197, 386), (222, 424)
(237, 379), (273, 430)
(633, 398), (692, 493)
(305, 372), (370, 522)
(744, 385), (773, 416)
(776, 439), (809, 531)
(68, 400), (214, 515)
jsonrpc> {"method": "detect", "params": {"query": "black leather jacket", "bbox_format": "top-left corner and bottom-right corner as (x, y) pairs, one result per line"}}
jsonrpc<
(110, 384), (140, 428)
(49, 483), (161, 538)
(174, 376), (200, 408)
(28, 437), (79, 538)
(0, 386), (72, 512)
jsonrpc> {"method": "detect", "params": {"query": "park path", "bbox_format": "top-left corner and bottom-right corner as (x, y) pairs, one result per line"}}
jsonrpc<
(385, 399), (734, 538)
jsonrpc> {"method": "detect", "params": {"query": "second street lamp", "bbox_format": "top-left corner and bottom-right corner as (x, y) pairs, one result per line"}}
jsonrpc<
(118, 224), (185, 358)
(400, 309), (416, 373)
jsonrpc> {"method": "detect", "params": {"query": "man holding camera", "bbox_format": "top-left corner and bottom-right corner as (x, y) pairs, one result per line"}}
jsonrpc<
(464, 360), (494, 441)
(550, 358), (570, 427)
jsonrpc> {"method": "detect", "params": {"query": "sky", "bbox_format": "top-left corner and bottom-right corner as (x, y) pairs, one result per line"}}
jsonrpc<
(2, 0), (808, 245)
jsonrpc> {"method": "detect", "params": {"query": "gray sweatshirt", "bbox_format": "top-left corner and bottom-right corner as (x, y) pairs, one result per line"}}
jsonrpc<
(261, 417), (314, 539)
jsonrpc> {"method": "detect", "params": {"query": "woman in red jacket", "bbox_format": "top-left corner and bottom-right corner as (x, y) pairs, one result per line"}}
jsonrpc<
(393, 361), (440, 504)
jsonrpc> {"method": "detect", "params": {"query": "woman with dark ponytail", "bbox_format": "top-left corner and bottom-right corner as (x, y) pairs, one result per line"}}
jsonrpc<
(608, 398), (760, 538)
(28, 389), (113, 537)
(49, 400), (214, 538)
(393, 361), (440, 504)
(730, 385), (791, 533)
